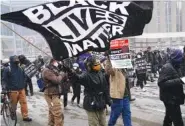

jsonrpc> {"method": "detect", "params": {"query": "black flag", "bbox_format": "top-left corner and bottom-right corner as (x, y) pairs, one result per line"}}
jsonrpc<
(1, 1), (153, 60)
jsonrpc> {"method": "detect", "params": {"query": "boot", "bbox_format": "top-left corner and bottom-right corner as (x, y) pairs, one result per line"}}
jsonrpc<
(23, 117), (32, 122)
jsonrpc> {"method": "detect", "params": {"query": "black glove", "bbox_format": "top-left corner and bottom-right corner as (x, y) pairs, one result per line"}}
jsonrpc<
(107, 99), (113, 106)
(63, 65), (72, 73)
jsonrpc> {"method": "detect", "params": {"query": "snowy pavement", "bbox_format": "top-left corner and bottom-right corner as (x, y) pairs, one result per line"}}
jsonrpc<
(1, 77), (185, 126)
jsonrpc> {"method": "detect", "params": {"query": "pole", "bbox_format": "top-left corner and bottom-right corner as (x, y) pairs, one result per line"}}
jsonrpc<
(1, 21), (51, 57)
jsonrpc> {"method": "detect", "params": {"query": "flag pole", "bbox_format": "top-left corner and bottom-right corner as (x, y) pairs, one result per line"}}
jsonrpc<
(1, 21), (51, 57)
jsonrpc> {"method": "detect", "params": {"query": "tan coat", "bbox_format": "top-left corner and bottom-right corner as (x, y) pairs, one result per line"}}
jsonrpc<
(42, 67), (65, 95)
(105, 60), (126, 99)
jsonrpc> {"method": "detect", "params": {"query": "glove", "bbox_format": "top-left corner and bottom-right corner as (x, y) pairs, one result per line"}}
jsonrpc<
(107, 99), (113, 106)
(62, 65), (71, 72)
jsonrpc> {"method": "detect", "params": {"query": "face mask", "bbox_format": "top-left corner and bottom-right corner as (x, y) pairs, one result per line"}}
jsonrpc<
(92, 64), (101, 71)
(73, 67), (77, 70)
(53, 62), (58, 67)
(137, 55), (141, 58)
(14, 61), (19, 65)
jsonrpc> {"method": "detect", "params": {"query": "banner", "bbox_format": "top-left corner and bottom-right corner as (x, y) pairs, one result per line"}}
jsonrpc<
(1, 1), (153, 60)
(77, 52), (92, 71)
(110, 39), (133, 68)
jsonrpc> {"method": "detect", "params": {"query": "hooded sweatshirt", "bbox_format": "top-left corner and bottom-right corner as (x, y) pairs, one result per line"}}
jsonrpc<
(2, 56), (26, 90)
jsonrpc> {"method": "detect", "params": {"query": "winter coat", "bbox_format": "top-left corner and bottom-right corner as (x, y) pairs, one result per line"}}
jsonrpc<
(71, 68), (82, 96)
(146, 51), (155, 64)
(158, 62), (185, 105)
(180, 53), (185, 76)
(76, 70), (110, 111)
(42, 66), (66, 95)
(2, 56), (26, 91)
(105, 60), (126, 99)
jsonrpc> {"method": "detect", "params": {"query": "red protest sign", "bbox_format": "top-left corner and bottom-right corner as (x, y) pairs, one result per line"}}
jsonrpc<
(110, 39), (129, 50)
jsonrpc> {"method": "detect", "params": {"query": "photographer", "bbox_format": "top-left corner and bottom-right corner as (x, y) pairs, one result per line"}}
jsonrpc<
(42, 58), (67, 126)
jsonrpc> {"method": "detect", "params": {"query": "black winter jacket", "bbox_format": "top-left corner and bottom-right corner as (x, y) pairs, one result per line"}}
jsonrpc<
(181, 54), (185, 76)
(158, 62), (185, 105)
(77, 71), (110, 111)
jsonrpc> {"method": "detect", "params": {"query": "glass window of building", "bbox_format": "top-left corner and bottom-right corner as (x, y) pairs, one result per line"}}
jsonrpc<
(1, 22), (13, 36)
(156, 1), (160, 32)
(165, 1), (172, 32)
(176, 1), (182, 32)
(1, 4), (10, 14)
(16, 39), (22, 48)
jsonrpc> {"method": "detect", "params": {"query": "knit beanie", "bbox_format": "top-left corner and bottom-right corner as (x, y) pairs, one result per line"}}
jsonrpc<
(170, 49), (183, 64)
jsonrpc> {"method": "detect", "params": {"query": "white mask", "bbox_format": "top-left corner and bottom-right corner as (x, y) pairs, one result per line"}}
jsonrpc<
(73, 67), (77, 70)
(53, 62), (58, 67)
(137, 55), (141, 58)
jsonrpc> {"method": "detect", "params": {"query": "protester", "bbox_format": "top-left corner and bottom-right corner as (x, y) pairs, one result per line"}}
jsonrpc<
(63, 80), (70, 108)
(58, 61), (71, 109)
(18, 55), (34, 96)
(42, 58), (67, 126)
(71, 63), (82, 107)
(105, 59), (132, 126)
(158, 49), (185, 126)
(2, 55), (32, 122)
(135, 53), (147, 92)
(36, 67), (44, 92)
(180, 46), (185, 76)
(125, 68), (136, 101)
(1, 59), (9, 91)
(156, 50), (163, 71)
(73, 56), (111, 126)
(145, 47), (155, 82)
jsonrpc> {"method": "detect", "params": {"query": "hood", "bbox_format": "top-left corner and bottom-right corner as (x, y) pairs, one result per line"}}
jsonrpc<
(170, 49), (183, 64)
(9, 55), (18, 68)
(170, 49), (183, 69)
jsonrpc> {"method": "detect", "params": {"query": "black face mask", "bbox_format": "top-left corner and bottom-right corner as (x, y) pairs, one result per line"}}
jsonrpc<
(14, 61), (19, 65)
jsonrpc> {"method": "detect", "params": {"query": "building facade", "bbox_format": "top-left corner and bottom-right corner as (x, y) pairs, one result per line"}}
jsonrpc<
(1, 1), (185, 59)
(1, 0), (52, 59)
(130, 1), (185, 52)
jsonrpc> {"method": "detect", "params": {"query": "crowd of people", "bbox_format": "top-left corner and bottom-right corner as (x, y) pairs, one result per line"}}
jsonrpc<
(1, 46), (185, 126)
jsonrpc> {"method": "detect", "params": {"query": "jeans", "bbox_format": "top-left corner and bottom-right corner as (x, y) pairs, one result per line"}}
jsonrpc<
(163, 102), (184, 126)
(108, 97), (132, 126)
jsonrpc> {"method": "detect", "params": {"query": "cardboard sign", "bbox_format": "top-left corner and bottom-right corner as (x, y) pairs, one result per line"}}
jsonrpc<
(110, 39), (133, 68)
(24, 63), (38, 78)
(24, 58), (44, 78)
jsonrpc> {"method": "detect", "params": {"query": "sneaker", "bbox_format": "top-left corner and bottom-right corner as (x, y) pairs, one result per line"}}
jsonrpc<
(71, 100), (74, 105)
(151, 80), (155, 82)
(30, 93), (34, 96)
(145, 84), (150, 87)
(23, 117), (32, 122)
(136, 87), (140, 90)
(77, 104), (82, 108)
(130, 96), (136, 101)
(142, 88), (146, 92)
